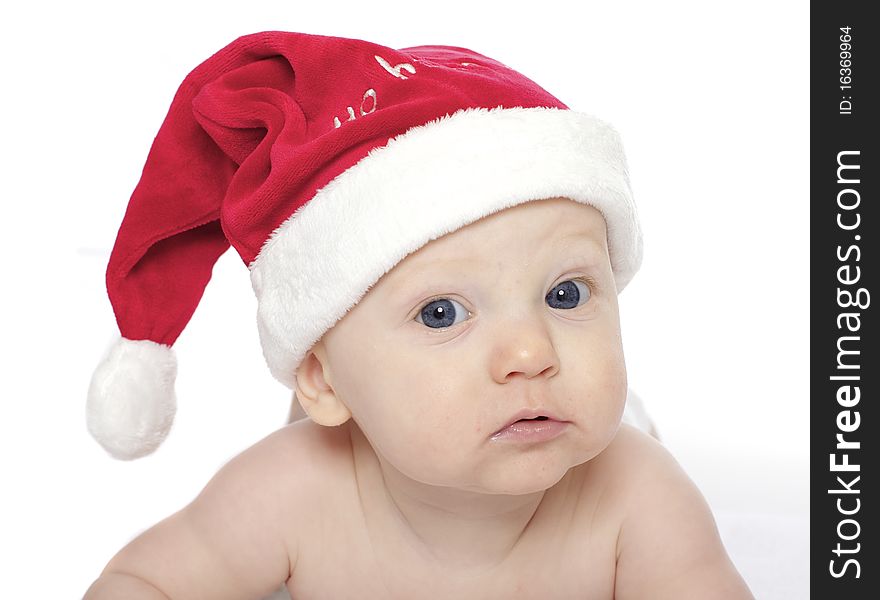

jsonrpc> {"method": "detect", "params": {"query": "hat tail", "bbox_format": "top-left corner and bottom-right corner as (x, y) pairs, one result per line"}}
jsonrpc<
(90, 37), (274, 459)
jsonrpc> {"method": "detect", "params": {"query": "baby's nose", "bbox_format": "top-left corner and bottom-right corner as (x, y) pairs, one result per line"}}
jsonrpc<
(489, 318), (560, 383)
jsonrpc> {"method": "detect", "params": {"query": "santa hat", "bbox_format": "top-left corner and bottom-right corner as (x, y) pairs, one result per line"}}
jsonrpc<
(87, 31), (642, 460)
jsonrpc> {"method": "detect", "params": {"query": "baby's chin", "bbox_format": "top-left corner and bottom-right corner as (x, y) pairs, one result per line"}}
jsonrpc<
(446, 454), (587, 496)
(482, 472), (573, 496)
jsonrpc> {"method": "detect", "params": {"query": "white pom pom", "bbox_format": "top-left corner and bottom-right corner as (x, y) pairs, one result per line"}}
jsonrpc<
(86, 338), (178, 460)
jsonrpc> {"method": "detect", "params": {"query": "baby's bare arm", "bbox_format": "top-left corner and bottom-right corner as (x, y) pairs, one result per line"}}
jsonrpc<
(84, 427), (308, 599)
(609, 426), (754, 600)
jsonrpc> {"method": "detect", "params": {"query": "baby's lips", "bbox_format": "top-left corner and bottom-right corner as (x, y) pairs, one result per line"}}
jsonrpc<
(492, 408), (565, 436)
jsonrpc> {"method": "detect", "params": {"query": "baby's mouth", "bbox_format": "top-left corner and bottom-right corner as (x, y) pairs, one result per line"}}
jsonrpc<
(490, 413), (569, 442)
(492, 409), (564, 437)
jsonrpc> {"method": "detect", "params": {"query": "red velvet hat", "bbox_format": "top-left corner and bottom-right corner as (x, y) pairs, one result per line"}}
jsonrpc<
(87, 31), (642, 460)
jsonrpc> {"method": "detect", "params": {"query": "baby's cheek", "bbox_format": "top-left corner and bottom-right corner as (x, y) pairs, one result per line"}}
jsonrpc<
(393, 386), (465, 450)
(605, 356), (628, 403)
(588, 329), (627, 392)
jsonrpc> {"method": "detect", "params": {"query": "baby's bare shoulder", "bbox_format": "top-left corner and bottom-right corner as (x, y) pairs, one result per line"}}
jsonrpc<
(256, 417), (354, 486)
(241, 418), (356, 533)
(93, 419), (353, 599)
(591, 425), (753, 599)
(574, 424), (682, 509)
(585, 423), (674, 479)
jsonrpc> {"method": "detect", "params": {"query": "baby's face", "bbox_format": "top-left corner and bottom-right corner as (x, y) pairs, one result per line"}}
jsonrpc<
(312, 197), (627, 494)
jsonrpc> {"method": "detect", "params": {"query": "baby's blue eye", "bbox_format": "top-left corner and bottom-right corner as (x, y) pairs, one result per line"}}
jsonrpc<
(546, 279), (591, 310)
(415, 279), (592, 330)
(416, 298), (469, 329)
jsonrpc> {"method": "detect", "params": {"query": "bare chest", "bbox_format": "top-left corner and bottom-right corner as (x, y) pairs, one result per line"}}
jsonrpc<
(285, 489), (617, 600)
(289, 557), (615, 599)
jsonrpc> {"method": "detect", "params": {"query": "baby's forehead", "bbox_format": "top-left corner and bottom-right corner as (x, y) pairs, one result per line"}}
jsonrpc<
(386, 199), (609, 279)
(414, 200), (605, 256)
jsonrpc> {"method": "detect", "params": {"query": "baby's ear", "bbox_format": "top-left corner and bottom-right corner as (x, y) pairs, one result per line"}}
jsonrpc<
(293, 344), (352, 427)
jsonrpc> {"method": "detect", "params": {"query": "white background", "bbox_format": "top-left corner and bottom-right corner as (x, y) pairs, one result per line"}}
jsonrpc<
(1, 1), (808, 597)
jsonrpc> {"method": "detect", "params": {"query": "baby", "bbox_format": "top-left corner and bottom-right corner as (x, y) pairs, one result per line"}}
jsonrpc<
(84, 32), (753, 599)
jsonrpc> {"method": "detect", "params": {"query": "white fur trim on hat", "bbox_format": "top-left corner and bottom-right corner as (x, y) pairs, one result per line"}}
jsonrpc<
(86, 337), (177, 460)
(250, 106), (642, 389)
